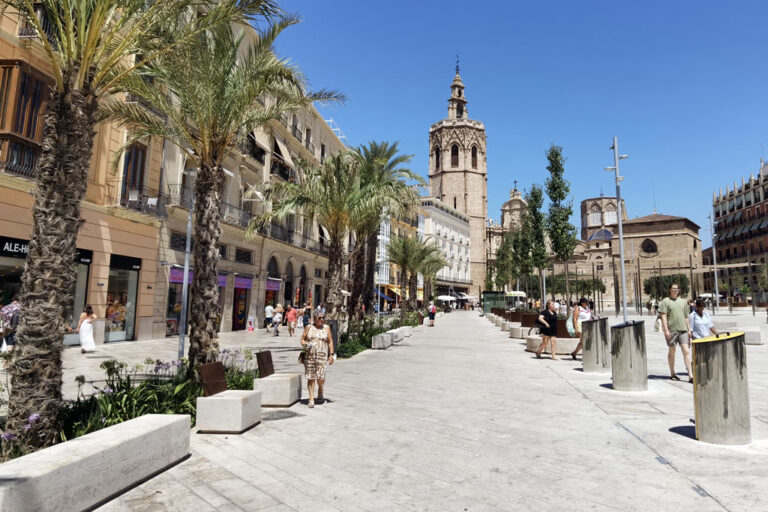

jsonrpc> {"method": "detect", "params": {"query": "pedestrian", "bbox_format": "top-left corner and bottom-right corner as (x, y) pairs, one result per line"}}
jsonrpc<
(264, 302), (274, 332)
(272, 304), (283, 336)
(689, 299), (717, 341)
(300, 309), (335, 408)
(76, 304), (97, 353)
(570, 297), (593, 360)
(428, 301), (437, 326)
(689, 299), (696, 314)
(317, 303), (326, 316)
(534, 298), (541, 309)
(659, 282), (693, 382)
(535, 300), (559, 359)
(285, 304), (298, 337)
(1, 295), (20, 352)
(302, 304), (312, 328)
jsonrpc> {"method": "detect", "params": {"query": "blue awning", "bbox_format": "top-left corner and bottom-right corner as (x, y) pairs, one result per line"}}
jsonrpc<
(374, 288), (394, 301)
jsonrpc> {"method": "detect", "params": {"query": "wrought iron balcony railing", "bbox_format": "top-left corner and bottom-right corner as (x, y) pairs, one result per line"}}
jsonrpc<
(106, 181), (167, 218)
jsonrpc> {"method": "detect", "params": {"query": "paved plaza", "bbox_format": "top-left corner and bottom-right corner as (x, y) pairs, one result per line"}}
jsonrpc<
(50, 310), (768, 510)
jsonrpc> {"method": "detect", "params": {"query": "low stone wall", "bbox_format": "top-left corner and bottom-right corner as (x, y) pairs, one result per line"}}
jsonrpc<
(0, 414), (190, 512)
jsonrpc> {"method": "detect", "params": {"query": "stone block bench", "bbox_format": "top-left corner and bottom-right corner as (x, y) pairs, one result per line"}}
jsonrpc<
(509, 326), (524, 339)
(501, 321), (511, 331)
(372, 332), (394, 349)
(254, 351), (302, 406)
(387, 328), (405, 342)
(197, 362), (261, 433)
(524, 335), (579, 354)
(0, 414), (190, 512)
(742, 329), (763, 345)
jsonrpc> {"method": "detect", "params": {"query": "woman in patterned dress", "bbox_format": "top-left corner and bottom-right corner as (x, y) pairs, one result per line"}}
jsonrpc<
(300, 310), (335, 408)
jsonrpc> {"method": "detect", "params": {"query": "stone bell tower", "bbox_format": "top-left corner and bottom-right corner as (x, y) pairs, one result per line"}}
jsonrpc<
(428, 64), (488, 297)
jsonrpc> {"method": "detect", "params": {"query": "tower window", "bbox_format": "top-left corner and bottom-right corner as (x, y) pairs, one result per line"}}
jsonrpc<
(434, 147), (440, 171)
(457, 104), (464, 118)
(451, 145), (459, 167)
(471, 146), (477, 169)
(454, 197), (457, 209)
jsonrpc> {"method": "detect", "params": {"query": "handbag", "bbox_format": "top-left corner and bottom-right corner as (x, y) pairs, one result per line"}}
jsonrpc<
(298, 351), (306, 364)
(566, 310), (576, 337)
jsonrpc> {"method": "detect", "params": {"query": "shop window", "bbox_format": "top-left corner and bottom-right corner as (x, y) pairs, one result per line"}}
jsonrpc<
(235, 248), (252, 264)
(105, 255), (141, 342)
(218, 244), (227, 260)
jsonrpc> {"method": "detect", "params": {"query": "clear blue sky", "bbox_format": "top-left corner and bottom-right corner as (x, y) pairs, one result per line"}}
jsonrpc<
(275, 0), (768, 249)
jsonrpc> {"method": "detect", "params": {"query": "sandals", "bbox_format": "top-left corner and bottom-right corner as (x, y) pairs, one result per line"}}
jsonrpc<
(308, 401), (314, 408)
(535, 352), (542, 359)
(670, 375), (681, 381)
(570, 352), (577, 360)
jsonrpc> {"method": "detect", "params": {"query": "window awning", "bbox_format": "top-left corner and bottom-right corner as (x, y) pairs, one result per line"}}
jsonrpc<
(274, 137), (295, 168)
(750, 220), (761, 232)
(760, 219), (768, 230)
(374, 288), (393, 301)
(734, 211), (743, 222)
(726, 213), (734, 223)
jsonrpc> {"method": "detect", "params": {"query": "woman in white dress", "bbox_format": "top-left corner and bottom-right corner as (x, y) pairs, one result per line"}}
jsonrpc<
(77, 305), (97, 353)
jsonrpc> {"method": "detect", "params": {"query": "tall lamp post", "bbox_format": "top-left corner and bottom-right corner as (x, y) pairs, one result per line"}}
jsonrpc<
(178, 171), (195, 360)
(605, 137), (629, 323)
(708, 213), (720, 313)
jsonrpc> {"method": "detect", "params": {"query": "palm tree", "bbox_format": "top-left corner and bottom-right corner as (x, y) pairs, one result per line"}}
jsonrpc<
(348, 142), (422, 318)
(252, 152), (360, 321)
(1, 0), (275, 450)
(103, 21), (341, 373)
(420, 252), (447, 302)
(388, 235), (444, 315)
(387, 235), (418, 315)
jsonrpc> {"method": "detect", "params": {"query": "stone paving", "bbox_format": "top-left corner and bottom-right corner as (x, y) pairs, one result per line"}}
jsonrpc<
(79, 309), (768, 511)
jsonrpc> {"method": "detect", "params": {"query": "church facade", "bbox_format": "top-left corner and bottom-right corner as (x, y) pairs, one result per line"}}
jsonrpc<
(428, 67), (487, 297)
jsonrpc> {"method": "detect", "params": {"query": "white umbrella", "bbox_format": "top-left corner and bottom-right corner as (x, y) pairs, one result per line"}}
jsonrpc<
(436, 295), (456, 301)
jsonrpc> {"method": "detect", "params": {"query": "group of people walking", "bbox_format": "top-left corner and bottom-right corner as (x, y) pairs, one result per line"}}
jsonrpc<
(533, 283), (719, 384)
(264, 303), (320, 337)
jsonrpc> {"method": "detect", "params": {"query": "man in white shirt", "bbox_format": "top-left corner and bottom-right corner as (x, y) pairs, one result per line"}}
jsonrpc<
(689, 299), (717, 340)
(264, 303), (274, 332)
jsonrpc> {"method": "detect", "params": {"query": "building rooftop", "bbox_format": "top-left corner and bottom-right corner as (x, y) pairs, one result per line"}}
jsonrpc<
(623, 213), (701, 230)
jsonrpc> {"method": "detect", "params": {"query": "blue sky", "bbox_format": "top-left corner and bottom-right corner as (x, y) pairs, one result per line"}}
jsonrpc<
(275, 1), (768, 248)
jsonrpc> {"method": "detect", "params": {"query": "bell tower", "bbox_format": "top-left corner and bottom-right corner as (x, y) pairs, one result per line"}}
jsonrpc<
(428, 65), (488, 296)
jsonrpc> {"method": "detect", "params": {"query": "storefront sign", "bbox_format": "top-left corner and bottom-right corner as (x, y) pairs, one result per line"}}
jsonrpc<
(234, 276), (252, 289)
(169, 267), (193, 284)
(110, 254), (142, 271)
(266, 278), (281, 291)
(0, 236), (92, 264)
(218, 274), (227, 288)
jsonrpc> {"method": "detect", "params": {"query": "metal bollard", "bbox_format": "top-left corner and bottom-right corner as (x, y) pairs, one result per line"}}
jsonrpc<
(610, 320), (647, 391)
(692, 332), (751, 445)
(582, 317), (610, 373)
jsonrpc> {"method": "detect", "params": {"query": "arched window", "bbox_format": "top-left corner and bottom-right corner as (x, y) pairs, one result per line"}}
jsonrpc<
(471, 146), (478, 168)
(434, 147), (441, 171)
(457, 104), (464, 118)
(588, 205), (601, 226)
(451, 145), (459, 167)
(284, 262), (294, 303)
(454, 197), (457, 209)
(267, 257), (279, 278)
(641, 238), (658, 254)
(604, 207), (618, 225)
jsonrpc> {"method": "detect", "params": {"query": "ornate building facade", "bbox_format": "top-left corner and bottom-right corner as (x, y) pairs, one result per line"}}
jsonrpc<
(428, 67), (487, 297)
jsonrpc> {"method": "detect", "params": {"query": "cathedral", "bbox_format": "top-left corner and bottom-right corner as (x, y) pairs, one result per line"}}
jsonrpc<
(428, 66), (488, 297)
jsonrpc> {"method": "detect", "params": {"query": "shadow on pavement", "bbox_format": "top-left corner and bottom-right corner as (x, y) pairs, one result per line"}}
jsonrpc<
(669, 425), (696, 440)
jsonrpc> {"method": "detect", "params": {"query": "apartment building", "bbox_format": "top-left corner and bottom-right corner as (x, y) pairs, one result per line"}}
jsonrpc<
(419, 197), (472, 298)
(0, 9), (345, 343)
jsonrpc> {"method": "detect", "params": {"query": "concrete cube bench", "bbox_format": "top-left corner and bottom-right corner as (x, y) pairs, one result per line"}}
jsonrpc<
(743, 329), (763, 345)
(253, 373), (302, 407)
(501, 321), (511, 331)
(0, 414), (190, 512)
(197, 390), (261, 433)
(401, 326), (413, 337)
(372, 332), (394, 349)
(387, 328), (405, 342)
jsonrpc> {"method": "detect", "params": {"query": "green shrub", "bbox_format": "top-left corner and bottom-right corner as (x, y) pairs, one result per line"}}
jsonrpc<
(336, 317), (388, 358)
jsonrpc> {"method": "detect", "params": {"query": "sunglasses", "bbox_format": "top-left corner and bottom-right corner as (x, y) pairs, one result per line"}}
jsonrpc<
(316, 316), (325, 320)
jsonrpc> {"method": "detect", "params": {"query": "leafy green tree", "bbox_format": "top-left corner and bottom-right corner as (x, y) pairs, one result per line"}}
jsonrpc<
(388, 235), (443, 315)
(2, 0), (275, 452)
(494, 233), (516, 291)
(485, 266), (496, 292)
(349, 142), (421, 319)
(545, 144), (578, 301)
(107, 22), (341, 373)
(643, 274), (690, 299)
(525, 185), (548, 302)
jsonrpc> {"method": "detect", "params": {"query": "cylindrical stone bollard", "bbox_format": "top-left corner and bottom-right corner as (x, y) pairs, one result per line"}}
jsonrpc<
(692, 332), (751, 445)
(610, 320), (647, 391)
(582, 317), (610, 373)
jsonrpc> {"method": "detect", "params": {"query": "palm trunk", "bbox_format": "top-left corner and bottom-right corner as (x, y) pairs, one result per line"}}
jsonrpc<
(400, 269), (408, 316)
(408, 273), (418, 311)
(326, 236), (345, 320)
(6, 79), (98, 452)
(362, 231), (378, 317)
(187, 163), (223, 374)
(348, 238), (365, 320)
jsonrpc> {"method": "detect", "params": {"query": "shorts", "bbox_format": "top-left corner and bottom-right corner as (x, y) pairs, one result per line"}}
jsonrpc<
(428, 312), (435, 320)
(288, 321), (296, 328)
(667, 330), (690, 347)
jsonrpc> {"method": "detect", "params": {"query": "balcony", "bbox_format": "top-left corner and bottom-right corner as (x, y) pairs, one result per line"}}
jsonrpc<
(290, 126), (302, 142)
(106, 181), (167, 218)
(238, 136), (266, 164)
(18, 4), (57, 47)
(270, 158), (297, 182)
(125, 93), (166, 120)
(166, 184), (193, 210)
(305, 139), (315, 154)
(0, 157), (37, 180)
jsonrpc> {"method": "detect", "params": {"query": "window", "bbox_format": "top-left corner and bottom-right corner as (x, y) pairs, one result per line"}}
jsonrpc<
(121, 143), (147, 201)
(314, 268), (322, 278)
(451, 145), (459, 167)
(471, 146), (477, 169)
(588, 211), (601, 226)
(457, 104), (464, 118)
(454, 197), (457, 209)
(235, 248), (252, 264)
(434, 147), (441, 171)
(693, 240), (697, 249)
(641, 238), (658, 254)
(760, 241), (764, 253)
(218, 244), (227, 260)
(305, 127), (311, 145)
(320, 144), (326, 164)
(604, 209), (618, 225)
(0, 66), (12, 127)
(13, 71), (45, 139)
(170, 231), (192, 252)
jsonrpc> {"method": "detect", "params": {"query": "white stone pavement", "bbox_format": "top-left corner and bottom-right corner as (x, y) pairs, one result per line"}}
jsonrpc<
(83, 310), (768, 511)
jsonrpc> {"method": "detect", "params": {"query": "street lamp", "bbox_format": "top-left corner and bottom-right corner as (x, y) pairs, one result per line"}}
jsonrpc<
(708, 213), (720, 313)
(605, 136), (629, 323)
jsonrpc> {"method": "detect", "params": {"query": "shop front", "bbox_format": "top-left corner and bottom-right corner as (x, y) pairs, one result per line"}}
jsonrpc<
(264, 277), (280, 309)
(105, 255), (141, 342)
(166, 269), (227, 336)
(0, 236), (92, 346)
(232, 274), (252, 331)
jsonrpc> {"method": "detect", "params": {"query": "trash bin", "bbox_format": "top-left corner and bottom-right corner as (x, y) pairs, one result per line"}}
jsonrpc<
(582, 317), (610, 373)
(610, 320), (647, 391)
(692, 332), (751, 445)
